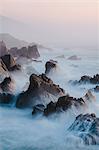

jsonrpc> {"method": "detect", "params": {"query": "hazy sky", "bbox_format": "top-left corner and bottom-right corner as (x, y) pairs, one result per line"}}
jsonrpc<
(0, 0), (99, 49)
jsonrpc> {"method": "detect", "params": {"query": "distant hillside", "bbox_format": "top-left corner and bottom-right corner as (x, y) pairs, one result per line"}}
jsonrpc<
(0, 33), (29, 48)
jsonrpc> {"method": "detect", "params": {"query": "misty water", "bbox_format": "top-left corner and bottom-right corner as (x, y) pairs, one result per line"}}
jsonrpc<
(0, 48), (99, 150)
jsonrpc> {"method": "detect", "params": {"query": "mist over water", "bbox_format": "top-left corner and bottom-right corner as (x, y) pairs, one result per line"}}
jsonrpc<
(0, 48), (99, 150)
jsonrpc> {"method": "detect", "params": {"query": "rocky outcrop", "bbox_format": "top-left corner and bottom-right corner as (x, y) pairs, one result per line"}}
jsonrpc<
(1, 54), (21, 71)
(44, 95), (85, 116)
(68, 113), (99, 145)
(70, 74), (99, 85)
(0, 77), (15, 93)
(0, 59), (8, 81)
(16, 73), (65, 108)
(0, 41), (8, 57)
(9, 45), (40, 59)
(43, 91), (95, 116)
(45, 60), (57, 74)
(32, 104), (45, 115)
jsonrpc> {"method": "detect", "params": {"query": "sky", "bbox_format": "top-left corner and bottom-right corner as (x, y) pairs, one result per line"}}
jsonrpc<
(0, 0), (99, 49)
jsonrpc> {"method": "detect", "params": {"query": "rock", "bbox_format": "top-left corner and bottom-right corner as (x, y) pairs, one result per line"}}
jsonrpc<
(9, 45), (40, 59)
(68, 113), (99, 145)
(94, 86), (99, 92)
(45, 60), (57, 74)
(1, 54), (21, 71)
(16, 73), (65, 108)
(44, 95), (85, 116)
(0, 41), (8, 57)
(27, 45), (40, 59)
(71, 74), (99, 85)
(79, 74), (99, 84)
(32, 104), (45, 115)
(0, 58), (9, 81)
(0, 77), (15, 93)
(68, 55), (81, 60)
(83, 90), (96, 102)
(0, 93), (15, 104)
(44, 101), (56, 116)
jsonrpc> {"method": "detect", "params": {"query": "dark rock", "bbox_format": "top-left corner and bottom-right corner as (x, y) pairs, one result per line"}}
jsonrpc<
(45, 60), (57, 74)
(0, 58), (8, 81)
(44, 101), (56, 116)
(32, 104), (45, 115)
(1, 54), (21, 71)
(0, 93), (15, 104)
(16, 73), (65, 108)
(94, 86), (99, 92)
(68, 113), (99, 145)
(0, 77), (15, 93)
(43, 95), (85, 116)
(0, 41), (8, 57)
(79, 74), (99, 84)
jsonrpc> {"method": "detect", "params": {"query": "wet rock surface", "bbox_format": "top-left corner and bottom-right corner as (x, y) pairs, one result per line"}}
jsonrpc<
(16, 73), (65, 108)
(45, 60), (57, 74)
(68, 113), (99, 145)
(0, 77), (15, 93)
(1, 54), (21, 71)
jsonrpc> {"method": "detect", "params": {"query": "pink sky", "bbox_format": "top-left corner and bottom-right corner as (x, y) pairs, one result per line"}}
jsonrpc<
(0, 0), (99, 49)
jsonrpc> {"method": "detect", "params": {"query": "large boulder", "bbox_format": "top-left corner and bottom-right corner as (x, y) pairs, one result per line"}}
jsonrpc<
(16, 73), (65, 108)
(0, 77), (15, 93)
(0, 41), (8, 57)
(1, 54), (21, 71)
(68, 113), (99, 145)
(45, 60), (57, 74)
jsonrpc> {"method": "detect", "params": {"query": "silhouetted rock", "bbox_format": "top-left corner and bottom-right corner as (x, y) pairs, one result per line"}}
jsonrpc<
(0, 93), (15, 104)
(1, 54), (21, 71)
(45, 60), (57, 74)
(68, 113), (99, 145)
(0, 41), (8, 57)
(9, 45), (40, 59)
(16, 73), (65, 108)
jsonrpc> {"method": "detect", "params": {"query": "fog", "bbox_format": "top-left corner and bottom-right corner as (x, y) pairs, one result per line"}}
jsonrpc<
(0, 0), (99, 49)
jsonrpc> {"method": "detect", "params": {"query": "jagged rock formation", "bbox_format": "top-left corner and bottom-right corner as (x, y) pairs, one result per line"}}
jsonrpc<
(68, 113), (99, 145)
(45, 60), (57, 74)
(10, 45), (40, 59)
(73, 74), (99, 84)
(1, 54), (21, 71)
(16, 73), (65, 108)
(41, 91), (95, 116)
(0, 58), (8, 81)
